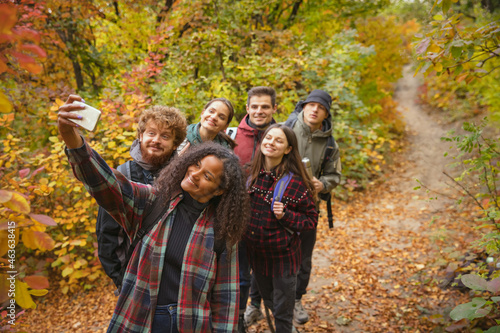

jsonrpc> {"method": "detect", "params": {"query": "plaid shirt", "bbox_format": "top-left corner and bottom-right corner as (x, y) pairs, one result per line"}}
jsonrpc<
(243, 169), (318, 277)
(66, 141), (239, 333)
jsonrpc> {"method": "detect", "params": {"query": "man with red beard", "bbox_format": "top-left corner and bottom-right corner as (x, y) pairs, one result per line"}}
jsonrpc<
(96, 105), (187, 294)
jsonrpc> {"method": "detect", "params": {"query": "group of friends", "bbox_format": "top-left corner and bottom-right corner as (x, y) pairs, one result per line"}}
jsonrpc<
(56, 86), (341, 333)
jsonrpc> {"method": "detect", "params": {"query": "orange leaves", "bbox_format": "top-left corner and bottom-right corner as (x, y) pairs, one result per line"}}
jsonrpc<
(29, 214), (57, 227)
(0, 4), (17, 35)
(0, 2), (46, 78)
(21, 229), (55, 252)
(24, 276), (49, 290)
(0, 190), (30, 214)
(10, 51), (43, 74)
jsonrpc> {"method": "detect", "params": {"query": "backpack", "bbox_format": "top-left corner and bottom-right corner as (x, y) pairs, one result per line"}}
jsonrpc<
(318, 140), (336, 228)
(95, 161), (154, 292)
(285, 103), (336, 228)
(271, 172), (293, 206)
(271, 172), (295, 235)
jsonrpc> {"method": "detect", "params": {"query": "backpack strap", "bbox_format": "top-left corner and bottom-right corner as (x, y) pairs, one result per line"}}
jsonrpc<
(117, 161), (132, 180)
(320, 136), (336, 174)
(271, 172), (293, 206)
(284, 100), (305, 128)
(320, 136), (336, 229)
(271, 172), (294, 235)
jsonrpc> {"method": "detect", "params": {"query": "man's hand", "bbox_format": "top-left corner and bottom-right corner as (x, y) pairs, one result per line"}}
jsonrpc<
(272, 200), (285, 220)
(57, 95), (85, 149)
(312, 177), (324, 193)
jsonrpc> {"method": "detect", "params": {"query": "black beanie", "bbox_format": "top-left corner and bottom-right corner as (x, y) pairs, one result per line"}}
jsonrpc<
(304, 89), (332, 114)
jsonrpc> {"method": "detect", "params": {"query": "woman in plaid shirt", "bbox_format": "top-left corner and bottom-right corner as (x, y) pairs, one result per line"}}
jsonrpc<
(57, 95), (250, 332)
(244, 124), (318, 333)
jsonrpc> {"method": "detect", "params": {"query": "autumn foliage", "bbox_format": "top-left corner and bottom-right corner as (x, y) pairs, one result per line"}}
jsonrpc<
(0, 0), (417, 329)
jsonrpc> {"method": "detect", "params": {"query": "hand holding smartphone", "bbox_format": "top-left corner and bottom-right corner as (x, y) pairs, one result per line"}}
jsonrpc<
(68, 101), (102, 132)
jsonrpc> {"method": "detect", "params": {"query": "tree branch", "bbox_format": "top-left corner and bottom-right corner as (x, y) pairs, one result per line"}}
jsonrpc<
(443, 171), (497, 225)
(476, 65), (500, 78)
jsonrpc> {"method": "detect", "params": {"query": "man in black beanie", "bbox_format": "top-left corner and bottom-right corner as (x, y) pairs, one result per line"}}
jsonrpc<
(284, 89), (341, 324)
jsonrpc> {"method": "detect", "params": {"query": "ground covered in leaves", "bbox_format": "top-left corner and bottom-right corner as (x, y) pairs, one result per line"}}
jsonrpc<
(17, 67), (482, 332)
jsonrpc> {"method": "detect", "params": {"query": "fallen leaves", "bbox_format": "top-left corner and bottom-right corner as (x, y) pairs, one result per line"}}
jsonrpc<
(18, 137), (479, 333)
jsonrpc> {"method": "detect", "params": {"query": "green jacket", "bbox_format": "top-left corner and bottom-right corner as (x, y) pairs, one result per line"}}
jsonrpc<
(177, 123), (232, 152)
(290, 112), (341, 193)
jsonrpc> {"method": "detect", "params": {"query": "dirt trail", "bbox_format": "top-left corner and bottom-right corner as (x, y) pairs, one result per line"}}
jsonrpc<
(21, 66), (473, 332)
(273, 65), (470, 332)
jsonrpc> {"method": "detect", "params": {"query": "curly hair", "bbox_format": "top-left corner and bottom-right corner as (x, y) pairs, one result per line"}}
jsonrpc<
(155, 142), (249, 248)
(248, 124), (317, 200)
(137, 105), (187, 148)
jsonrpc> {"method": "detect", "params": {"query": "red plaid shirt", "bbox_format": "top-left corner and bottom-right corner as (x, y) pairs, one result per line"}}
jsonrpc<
(243, 169), (318, 277)
(66, 141), (239, 332)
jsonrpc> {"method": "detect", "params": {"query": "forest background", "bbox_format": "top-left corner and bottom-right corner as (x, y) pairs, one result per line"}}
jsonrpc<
(0, 0), (499, 331)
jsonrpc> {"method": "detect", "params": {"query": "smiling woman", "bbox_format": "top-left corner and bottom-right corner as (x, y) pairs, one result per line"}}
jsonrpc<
(57, 95), (250, 333)
(177, 98), (236, 154)
(244, 124), (318, 333)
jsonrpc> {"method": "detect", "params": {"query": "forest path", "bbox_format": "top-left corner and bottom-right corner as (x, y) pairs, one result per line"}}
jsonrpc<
(251, 65), (472, 332)
(22, 66), (474, 332)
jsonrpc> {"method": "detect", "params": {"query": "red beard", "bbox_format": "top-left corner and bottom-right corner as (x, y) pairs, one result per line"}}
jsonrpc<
(141, 145), (171, 168)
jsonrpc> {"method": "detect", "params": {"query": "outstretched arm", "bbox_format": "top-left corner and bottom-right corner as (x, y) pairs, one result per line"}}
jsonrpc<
(58, 95), (154, 237)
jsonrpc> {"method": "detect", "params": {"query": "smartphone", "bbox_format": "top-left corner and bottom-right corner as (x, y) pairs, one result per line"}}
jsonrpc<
(69, 101), (102, 132)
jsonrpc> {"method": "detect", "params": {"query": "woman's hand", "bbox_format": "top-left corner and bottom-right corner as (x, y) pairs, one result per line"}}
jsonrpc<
(272, 200), (285, 220)
(57, 95), (85, 148)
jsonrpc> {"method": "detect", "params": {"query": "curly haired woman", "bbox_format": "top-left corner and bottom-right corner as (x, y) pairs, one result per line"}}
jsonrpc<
(58, 95), (249, 333)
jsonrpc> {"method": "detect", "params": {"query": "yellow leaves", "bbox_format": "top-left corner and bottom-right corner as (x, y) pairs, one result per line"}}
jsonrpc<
(15, 280), (36, 309)
(0, 224), (18, 257)
(434, 62), (443, 73)
(28, 289), (48, 296)
(1, 190), (30, 214)
(73, 258), (88, 269)
(427, 44), (441, 54)
(21, 228), (38, 250)
(0, 91), (13, 113)
(62, 267), (74, 277)
(21, 229), (55, 251)
(68, 269), (90, 284)
(108, 141), (116, 148)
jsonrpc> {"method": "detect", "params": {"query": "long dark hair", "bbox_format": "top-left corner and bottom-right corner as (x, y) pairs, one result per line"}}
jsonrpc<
(155, 142), (249, 247)
(203, 98), (236, 149)
(248, 124), (316, 199)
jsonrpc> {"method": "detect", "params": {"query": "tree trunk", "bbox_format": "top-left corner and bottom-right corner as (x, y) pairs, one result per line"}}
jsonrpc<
(157, 0), (174, 24)
(71, 60), (84, 91)
(217, 46), (226, 81)
(284, 0), (303, 29)
(113, 1), (120, 18)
